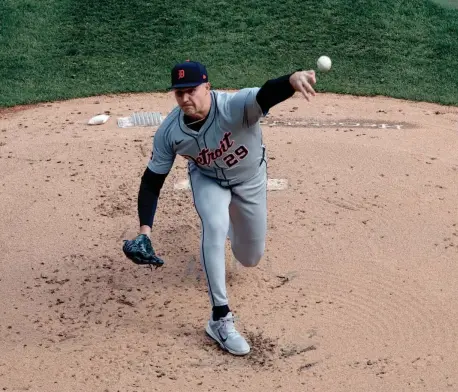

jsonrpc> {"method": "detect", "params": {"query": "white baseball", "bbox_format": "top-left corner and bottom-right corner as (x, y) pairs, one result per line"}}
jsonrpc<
(317, 55), (332, 72)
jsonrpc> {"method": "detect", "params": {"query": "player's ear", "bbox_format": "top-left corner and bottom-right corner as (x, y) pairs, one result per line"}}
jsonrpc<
(205, 82), (211, 91)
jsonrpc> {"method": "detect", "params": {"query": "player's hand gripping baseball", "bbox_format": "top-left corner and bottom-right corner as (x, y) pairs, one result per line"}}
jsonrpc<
(289, 70), (317, 101)
(122, 234), (165, 268)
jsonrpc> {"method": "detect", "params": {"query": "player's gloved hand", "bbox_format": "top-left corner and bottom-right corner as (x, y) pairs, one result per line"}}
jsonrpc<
(122, 234), (165, 268)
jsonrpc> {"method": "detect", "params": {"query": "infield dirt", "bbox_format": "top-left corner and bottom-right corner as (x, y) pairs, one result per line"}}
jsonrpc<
(1, 91), (457, 391)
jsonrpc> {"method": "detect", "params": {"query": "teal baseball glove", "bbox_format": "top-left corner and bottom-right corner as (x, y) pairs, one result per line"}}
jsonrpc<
(122, 234), (165, 268)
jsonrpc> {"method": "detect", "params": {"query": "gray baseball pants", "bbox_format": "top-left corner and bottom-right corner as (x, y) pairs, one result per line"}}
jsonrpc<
(188, 160), (268, 307)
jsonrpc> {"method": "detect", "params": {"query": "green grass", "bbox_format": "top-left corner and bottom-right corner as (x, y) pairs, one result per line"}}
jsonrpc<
(1, 0), (458, 107)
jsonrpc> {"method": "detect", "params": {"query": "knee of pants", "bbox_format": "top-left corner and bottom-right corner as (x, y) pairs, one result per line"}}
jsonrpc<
(203, 215), (229, 242)
(232, 242), (265, 267)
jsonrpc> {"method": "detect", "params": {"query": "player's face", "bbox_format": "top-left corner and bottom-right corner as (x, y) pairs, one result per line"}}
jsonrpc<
(174, 83), (211, 118)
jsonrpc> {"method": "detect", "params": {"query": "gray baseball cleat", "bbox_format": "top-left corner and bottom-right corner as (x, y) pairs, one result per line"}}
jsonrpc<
(205, 312), (250, 356)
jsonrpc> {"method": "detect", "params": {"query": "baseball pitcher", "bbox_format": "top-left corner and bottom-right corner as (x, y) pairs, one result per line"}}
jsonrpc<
(123, 60), (317, 355)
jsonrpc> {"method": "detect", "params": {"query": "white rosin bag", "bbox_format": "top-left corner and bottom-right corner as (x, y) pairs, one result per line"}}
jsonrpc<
(117, 112), (164, 128)
(88, 114), (110, 125)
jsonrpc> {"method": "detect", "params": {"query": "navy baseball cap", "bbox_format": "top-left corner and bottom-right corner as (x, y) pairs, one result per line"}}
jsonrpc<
(170, 60), (208, 89)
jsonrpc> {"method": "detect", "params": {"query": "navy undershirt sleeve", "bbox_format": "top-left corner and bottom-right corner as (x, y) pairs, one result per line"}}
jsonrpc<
(256, 72), (298, 115)
(138, 167), (167, 227)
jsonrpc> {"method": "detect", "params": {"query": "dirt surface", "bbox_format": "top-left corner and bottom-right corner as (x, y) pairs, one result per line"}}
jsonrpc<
(1, 91), (458, 392)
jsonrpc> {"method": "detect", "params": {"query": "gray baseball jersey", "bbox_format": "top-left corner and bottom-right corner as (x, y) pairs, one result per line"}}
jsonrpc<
(148, 88), (266, 186)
